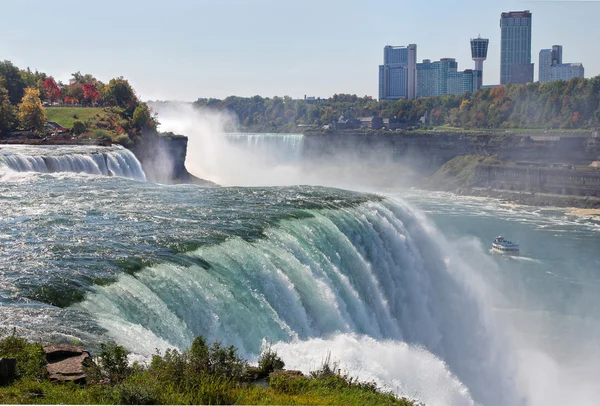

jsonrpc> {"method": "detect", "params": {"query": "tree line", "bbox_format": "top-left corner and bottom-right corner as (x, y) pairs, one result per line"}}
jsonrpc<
(193, 76), (600, 131)
(0, 60), (156, 137)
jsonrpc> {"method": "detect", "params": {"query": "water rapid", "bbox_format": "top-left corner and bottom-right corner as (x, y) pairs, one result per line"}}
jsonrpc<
(0, 145), (146, 181)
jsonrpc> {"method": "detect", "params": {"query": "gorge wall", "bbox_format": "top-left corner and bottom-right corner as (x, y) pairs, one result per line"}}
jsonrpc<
(303, 130), (600, 201)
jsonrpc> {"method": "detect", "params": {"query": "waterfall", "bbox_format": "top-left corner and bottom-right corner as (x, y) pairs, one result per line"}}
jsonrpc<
(74, 197), (520, 406)
(0, 145), (146, 181)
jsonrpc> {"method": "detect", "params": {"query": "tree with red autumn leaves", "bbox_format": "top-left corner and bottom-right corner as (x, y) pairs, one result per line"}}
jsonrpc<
(82, 83), (100, 105)
(43, 78), (61, 105)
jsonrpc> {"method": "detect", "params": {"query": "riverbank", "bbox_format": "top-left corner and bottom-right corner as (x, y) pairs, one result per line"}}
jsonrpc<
(0, 334), (418, 406)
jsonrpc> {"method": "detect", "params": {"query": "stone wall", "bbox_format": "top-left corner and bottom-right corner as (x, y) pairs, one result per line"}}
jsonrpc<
(474, 165), (600, 196)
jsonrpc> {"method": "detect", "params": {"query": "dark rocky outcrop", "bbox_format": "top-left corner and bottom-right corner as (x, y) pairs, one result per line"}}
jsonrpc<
(132, 130), (218, 187)
(0, 358), (16, 386)
(44, 344), (94, 382)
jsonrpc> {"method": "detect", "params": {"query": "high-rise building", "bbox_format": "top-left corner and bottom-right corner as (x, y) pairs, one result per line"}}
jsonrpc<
(551, 63), (584, 81)
(552, 45), (563, 65)
(470, 36), (488, 89)
(416, 58), (458, 97)
(539, 45), (584, 83)
(447, 70), (483, 95)
(500, 10), (533, 85)
(539, 49), (553, 83)
(379, 44), (417, 100)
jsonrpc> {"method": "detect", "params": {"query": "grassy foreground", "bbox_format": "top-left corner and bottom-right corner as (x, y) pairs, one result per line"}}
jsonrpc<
(45, 107), (107, 128)
(0, 333), (420, 405)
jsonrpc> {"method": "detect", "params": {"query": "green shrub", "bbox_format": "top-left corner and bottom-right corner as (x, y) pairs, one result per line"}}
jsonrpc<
(269, 372), (310, 395)
(112, 380), (160, 405)
(71, 120), (86, 135)
(115, 134), (133, 147)
(0, 329), (46, 380)
(90, 129), (112, 142)
(257, 344), (284, 376)
(90, 343), (130, 383)
(206, 340), (247, 381)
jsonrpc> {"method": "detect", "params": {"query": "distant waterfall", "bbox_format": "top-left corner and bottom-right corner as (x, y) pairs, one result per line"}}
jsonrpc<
(224, 133), (304, 164)
(0, 145), (146, 181)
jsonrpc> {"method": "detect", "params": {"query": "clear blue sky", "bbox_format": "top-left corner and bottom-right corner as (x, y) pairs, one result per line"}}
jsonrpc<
(0, 0), (598, 101)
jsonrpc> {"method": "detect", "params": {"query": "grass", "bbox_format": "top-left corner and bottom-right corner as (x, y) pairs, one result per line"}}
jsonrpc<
(428, 155), (503, 190)
(0, 333), (421, 406)
(45, 107), (107, 129)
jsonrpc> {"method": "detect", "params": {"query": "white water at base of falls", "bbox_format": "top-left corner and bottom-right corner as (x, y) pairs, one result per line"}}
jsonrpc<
(271, 334), (475, 406)
(0, 145), (146, 181)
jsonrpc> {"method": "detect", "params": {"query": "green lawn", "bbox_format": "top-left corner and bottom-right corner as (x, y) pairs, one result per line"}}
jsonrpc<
(45, 107), (107, 129)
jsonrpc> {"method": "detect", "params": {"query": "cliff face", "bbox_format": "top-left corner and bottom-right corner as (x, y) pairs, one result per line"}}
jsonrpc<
(132, 132), (218, 187)
(474, 165), (600, 197)
(303, 130), (600, 205)
(303, 131), (600, 173)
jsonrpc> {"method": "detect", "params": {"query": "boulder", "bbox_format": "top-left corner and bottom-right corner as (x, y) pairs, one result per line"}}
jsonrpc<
(0, 358), (16, 385)
(43, 344), (93, 382)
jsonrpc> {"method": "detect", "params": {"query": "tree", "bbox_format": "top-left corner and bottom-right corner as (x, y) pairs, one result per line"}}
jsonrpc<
(18, 87), (46, 134)
(67, 83), (83, 104)
(72, 120), (86, 135)
(0, 79), (17, 134)
(103, 77), (136, 109)
(82, 83), (100, 105)
(132, 102), (151, 129)
(43, 78), (61, 104)
(0, 60), (26, 104)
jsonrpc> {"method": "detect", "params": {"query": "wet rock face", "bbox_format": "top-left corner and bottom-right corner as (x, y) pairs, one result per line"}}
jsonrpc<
(0, 358), (16, 385)
(44, 344), (94, 382)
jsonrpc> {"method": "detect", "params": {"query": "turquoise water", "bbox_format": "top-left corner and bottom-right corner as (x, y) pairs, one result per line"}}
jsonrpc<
(1, 137), (599, 405)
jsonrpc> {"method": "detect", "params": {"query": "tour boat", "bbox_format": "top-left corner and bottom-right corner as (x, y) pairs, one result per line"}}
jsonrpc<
(491, 235), (520, 255)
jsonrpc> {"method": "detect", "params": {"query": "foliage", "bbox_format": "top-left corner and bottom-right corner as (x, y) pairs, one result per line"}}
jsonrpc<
(0, 334), (420, 405)
(0, 328), (47, 380)
(90, 129), (112, 142)
(0, 79), (17, 133)
(257, 344), (285, 377)
(190, 76), (600, 132)
(72, 120), (86, 135)
(18, 87), (46, 134)
(115, 134), (133, 147)
(87, 343), (130, 384)
(0, 60), (26, 104)
(82, 83), (100, 105)
(43, 78), (61, 104)
(103, 77), (136, 110)
(132, 102), (152, 129)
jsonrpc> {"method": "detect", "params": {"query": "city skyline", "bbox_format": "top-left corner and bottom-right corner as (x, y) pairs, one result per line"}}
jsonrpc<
(0, 0), (598, 101)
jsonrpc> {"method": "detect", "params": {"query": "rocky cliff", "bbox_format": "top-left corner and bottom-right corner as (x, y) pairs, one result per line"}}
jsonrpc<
(303, 130), (600, 172)
(132, 131), (218, 187)
(303, 130), (600, 207)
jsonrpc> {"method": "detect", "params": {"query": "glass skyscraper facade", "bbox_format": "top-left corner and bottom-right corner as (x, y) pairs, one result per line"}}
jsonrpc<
(539, 49), (553, 83)
(500, 10), (533, 85)
(379, 45), (417, 100)
(447, 70), (482, 95)
(416, 58), (458, 97)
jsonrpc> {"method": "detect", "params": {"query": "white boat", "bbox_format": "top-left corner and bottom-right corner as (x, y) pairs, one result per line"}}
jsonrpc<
(491, 235), (520, 255)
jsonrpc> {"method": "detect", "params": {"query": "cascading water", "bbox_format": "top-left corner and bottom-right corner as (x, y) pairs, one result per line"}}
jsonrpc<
(224, 133), (304, 164)
(3, 106), (599, 405)
(0, 145), (146, 181)
(72, 195), (519, 406)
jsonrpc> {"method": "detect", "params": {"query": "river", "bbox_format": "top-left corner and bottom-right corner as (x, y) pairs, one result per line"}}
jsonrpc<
(1, 121), (599, 405)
